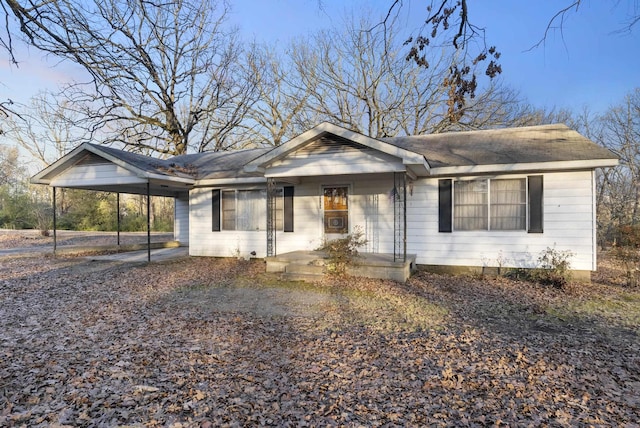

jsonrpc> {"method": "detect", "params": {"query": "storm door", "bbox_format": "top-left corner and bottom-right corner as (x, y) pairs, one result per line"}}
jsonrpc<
(323, 186), (349, 236)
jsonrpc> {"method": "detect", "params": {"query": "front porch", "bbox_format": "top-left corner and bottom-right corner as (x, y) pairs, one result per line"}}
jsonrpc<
(266, 251), (417, 282)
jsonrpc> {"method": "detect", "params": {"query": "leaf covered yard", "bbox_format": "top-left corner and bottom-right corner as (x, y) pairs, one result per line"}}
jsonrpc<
(0, 253), (639, 426)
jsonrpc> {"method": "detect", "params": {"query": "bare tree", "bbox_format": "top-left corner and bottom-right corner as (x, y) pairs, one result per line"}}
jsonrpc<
(0, 145), (22, 186)
(284, 13), (528, 139)
(289, 14), (447, 137)
(1, 0), (257, 156)
(3, 91), (84, 167)
(384, 0), (502, 123)
(599, 88), (640, 226)
(383, 0), (638, 123)
(242, 45), (314, 147)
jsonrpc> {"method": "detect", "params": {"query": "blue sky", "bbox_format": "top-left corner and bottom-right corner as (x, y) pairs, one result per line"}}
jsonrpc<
(1, 0), (638, 116)
(228, 0), (639, 114)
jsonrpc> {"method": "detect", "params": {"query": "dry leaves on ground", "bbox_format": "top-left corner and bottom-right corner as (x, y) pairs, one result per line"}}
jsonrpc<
(0, 251), (639, 427)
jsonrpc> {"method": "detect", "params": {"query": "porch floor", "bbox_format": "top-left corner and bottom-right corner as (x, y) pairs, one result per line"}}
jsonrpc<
(266, 251), (417, 282)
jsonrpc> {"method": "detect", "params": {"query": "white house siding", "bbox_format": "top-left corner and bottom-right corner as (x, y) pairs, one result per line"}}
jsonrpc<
(266, 148), (404, 178)
(407, 170), (597, 271)
(174, 192), (189, 245)
(274, 174), (397, 255)
(50, 164), (147, 187)
(189, 170), (597, 270)
(188, 174), (398, 258)
(188, 187), (268, 258)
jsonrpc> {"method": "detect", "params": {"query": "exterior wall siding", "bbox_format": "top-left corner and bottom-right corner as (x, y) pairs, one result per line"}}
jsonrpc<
(188, 174), (397, 259)
(189, 170), (596, 271)
(174, 192), (189, 245)
(51, 164), (147, 187)
(189, 187), (268, 258)
(407, 171), (596, 271)
(274, 175), (397, 255)
(266, 150), (404, 177)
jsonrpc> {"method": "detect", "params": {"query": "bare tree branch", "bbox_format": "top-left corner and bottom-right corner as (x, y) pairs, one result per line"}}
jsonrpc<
(528, 1), (581, 51)
(1, 0), (257, 156)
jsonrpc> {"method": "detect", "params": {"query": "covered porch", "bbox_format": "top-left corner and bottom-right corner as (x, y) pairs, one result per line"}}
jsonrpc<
(266, 250), (417, 282)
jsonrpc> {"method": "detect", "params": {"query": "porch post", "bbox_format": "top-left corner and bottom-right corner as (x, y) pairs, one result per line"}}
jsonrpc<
(266, 178), (276, 257)
(116, 192), (121, 247)
(403, 173), (407, 262)
(393, 172), (407, 263)
(146, 182), (151, 262)
(52, 186), (57, 254)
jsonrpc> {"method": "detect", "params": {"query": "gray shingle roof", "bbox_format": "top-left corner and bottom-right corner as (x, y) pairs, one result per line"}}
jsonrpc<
(84, 144), (194, 178)
(81, 123), (615, 181)
(169, 148), (270, 179)
(382, 124), (617, 168)
(87, 144), (269, 180)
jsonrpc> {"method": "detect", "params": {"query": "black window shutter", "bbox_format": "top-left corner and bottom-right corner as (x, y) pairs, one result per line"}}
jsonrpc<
(212, 189), (221, 232)
(283, 186), (294, 232)
(438, 179), (452, 233)
(528, 175), (543, 233)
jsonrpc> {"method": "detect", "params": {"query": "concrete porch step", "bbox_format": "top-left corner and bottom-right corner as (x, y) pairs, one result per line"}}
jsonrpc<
(285, 262), (325, 276)
(282, 272), (326, 282)
(266, 251), (417, 282)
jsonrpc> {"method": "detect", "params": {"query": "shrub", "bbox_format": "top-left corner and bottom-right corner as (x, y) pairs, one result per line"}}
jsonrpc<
(608, 224), (640, 287)
(533, 247), (574, 288)
(317, 227), (368, 276)
(612, 224), (640, 248)
(612, 245), (640, 287)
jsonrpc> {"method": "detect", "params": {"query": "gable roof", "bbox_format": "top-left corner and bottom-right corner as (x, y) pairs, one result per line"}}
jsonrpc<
(32, 142), (196, 184)
(244, 122), (431, 176)
(384, 123), (618, 175)
(31, 142), (199, 196)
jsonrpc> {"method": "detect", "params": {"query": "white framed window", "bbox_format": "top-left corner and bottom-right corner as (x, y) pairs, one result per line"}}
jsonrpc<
(454, 178), (526, 231)
(220, 189), (283, 231)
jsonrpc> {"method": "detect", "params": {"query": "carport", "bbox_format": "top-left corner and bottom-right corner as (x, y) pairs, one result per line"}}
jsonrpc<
(31, 143), (195, 261)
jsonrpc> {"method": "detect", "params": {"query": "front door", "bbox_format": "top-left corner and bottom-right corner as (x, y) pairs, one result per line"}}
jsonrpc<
(323, 186), (349, 236)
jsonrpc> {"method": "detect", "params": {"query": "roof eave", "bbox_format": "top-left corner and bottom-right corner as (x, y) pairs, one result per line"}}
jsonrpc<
(145, 172), (195, 185)
(428, 158), (619, 177)
(195, 177), (269, 187)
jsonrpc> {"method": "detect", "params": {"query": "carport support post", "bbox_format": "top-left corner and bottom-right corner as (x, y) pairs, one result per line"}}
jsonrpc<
(52, 186), (57, 254)
(116, 193), (121, 247)
(146, 182), (151, 262)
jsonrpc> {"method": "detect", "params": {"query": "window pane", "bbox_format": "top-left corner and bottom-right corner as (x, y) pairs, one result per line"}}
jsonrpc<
(274, 188), (284, 231)
(222, 191), (235, 230)
(324, 211), (348, 234)
(490, 179), (526, 230)
(237, 190), (265, 231)
(454, 180), (488, 230)
(324, 187), (348, 210)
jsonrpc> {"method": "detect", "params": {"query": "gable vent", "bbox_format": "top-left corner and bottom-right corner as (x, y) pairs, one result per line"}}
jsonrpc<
(75, 152), (110, 166)
(296, 135), (371, 155)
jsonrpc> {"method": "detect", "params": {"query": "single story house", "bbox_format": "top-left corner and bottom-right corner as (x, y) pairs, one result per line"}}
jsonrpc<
(32, 122), (618, 280)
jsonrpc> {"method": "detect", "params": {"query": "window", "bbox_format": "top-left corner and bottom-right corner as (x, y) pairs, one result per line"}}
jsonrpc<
(214, 189), (284, 231)
(453, 178), (526, 231)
